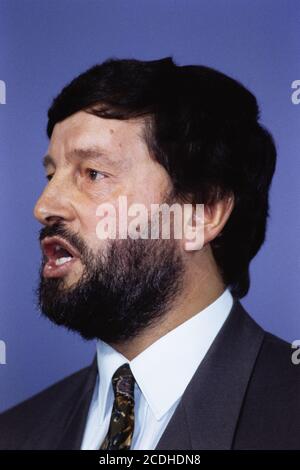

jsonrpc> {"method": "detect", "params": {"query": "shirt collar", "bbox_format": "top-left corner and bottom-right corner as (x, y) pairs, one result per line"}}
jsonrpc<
(96, 288), (233, 421)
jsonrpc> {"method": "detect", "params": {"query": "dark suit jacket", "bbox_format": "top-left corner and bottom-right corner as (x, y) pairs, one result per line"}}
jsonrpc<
(0, 299), (300, 450)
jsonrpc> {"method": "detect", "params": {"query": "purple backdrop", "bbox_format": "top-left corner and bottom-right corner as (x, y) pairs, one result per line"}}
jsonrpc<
(0, 0), (299, 412)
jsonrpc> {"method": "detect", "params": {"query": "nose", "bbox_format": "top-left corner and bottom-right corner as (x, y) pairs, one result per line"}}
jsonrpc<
(34, 174), (76, 226)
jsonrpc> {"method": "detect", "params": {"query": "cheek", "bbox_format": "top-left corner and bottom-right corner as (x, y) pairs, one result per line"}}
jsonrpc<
(78, 205), (108, 251)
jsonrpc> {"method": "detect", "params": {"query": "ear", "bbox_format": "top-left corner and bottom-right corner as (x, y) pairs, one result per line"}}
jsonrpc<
(183, 193), (234, 252)
(203, 193), (234, 245)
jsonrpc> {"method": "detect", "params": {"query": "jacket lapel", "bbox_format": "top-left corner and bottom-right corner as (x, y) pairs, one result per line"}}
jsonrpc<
(56, 356), (98, 450)
(155, 300), (265, 450)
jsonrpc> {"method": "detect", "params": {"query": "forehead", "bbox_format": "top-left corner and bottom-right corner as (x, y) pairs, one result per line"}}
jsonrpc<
(48, 110), (148, 162)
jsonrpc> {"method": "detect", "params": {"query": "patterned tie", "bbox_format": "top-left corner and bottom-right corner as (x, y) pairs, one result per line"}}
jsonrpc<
(100, 363), (136, 450)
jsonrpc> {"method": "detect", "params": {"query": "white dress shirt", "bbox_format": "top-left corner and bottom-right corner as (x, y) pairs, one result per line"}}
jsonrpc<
(81, 288), (234, 450)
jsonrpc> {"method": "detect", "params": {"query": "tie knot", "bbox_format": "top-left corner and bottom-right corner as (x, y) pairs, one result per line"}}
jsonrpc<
(112, 363), (135, 400)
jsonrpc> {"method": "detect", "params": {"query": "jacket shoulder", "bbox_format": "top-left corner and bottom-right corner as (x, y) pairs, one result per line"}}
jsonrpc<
(255, 330), (300, 382)
(0, 364), (93, 449)
(234, 330), (300, 449)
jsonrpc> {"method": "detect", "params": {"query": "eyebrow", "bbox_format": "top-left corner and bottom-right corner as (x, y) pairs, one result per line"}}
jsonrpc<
(42, 147), (118, 169)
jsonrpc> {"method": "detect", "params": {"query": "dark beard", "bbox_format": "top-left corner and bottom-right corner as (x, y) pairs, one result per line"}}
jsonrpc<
(37, 223), (185, 344)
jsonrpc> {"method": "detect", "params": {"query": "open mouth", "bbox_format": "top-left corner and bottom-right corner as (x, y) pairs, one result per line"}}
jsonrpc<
(41, 236), (81, 277)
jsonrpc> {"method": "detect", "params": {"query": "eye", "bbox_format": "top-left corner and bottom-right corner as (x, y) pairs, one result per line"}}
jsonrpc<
(86, 169), (105, 182)
(46, 174), (54, 181)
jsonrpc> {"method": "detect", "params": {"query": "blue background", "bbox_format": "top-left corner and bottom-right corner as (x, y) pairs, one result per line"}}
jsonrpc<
(0, 0), (299, 412)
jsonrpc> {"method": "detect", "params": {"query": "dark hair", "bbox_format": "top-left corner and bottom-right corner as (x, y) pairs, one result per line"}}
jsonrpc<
(47, 57), (277, 298)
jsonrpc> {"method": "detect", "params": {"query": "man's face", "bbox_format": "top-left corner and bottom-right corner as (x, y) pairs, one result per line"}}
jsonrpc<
(35, 111), (172, 287)
(34, 111), (185, 343)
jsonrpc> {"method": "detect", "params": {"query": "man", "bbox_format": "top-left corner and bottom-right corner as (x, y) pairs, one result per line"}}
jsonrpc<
(0, 57), (299, 450)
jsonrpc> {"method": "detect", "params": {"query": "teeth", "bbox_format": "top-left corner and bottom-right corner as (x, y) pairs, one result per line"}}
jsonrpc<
(55, 256), (72, 266)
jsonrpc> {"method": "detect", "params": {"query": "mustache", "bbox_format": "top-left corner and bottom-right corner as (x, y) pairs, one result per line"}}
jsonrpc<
(39, 222), (87, 258)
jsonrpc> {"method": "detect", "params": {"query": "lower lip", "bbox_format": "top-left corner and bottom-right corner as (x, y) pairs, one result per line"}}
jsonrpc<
(43, 257), (80, 278)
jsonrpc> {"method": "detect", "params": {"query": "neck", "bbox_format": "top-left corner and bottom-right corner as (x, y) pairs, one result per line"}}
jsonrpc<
(110, 247), (226, 361)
